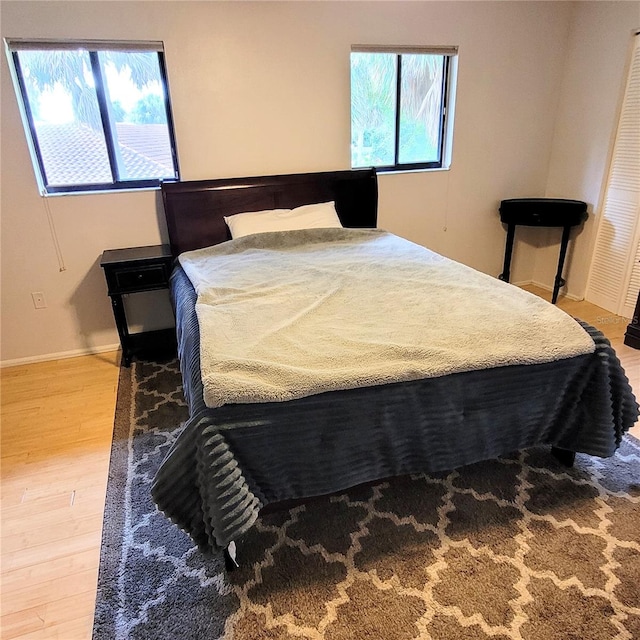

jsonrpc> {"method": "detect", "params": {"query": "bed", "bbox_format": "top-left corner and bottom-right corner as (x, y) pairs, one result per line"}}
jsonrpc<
(151, 168), (638, 566)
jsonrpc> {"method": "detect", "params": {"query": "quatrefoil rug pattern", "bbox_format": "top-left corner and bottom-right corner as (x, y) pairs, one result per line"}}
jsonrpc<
(93, 359), (640, 640)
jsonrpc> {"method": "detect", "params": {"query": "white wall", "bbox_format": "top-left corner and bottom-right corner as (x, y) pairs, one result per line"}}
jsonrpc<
(1, 1), (574, 363)
(539, 1), (640, 299)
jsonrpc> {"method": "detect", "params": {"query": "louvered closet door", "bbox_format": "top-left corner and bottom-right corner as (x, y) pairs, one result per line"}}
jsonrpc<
(586, 33), (640, 319)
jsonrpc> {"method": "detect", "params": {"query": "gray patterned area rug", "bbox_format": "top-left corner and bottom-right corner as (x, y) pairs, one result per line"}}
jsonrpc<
(93, 359), (640, 640)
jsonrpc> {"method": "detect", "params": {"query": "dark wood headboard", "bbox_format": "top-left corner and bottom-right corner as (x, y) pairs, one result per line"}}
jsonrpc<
(161, 168), (378, 256)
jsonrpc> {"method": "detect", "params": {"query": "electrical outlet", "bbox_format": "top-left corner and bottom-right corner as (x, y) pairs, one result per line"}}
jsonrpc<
(31, 291), (47, 309)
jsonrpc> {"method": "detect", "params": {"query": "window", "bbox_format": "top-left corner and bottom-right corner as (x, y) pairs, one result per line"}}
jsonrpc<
(351, 46), (457, 172)
(5, 39), (179, 194)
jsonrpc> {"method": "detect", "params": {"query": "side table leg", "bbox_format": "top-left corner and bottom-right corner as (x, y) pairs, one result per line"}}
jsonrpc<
(499, 224), (516, 282)
(552, 225), (572, 304)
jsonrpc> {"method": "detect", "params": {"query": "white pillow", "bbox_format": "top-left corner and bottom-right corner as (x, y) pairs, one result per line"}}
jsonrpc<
(224, 201), (342, 239)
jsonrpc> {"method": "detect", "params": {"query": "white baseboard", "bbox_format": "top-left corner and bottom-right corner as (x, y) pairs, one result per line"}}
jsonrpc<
(1, 343), (121, 369)
(510, 279), (583, 302)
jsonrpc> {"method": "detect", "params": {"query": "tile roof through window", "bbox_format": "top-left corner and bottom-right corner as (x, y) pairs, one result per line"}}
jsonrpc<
(35, 122), (175, 187)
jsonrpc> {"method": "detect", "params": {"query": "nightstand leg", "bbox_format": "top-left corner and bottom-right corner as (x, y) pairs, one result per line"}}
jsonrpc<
(110, 295), (132, 367)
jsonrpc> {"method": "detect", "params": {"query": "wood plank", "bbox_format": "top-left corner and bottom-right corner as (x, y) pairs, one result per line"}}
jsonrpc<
(5, 615), (94, 640)
(1, 549), (99, 591)
(1, 513), (104, 555)
(1, 568), (99, 616)
(0, 605), (47, 639)
(1, 593), (96, 640)
(2, 530), (104, 573)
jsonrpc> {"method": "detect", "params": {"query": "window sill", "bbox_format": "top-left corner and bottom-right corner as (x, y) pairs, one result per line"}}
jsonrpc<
(375, 166), (451, 176)
(42, 185), (162, 198)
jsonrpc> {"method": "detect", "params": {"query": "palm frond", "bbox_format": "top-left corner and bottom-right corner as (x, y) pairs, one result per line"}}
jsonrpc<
(401, 54), (443, 148)
(18, 48), (163, 129)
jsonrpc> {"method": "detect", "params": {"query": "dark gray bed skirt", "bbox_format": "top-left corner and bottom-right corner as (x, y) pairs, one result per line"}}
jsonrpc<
(151, 268), (639, 550)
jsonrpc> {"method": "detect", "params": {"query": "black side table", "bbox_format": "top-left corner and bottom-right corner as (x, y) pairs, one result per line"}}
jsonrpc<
(100, 245), (176, 366)
(498, 198), (587, 304)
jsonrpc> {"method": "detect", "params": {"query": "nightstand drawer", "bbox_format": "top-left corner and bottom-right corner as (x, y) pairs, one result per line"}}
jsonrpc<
(114, 264), (169, 292)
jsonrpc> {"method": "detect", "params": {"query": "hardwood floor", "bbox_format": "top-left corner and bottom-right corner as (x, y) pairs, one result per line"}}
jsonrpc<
(1, 352), (120, 640)
(1, 290), (638, 639)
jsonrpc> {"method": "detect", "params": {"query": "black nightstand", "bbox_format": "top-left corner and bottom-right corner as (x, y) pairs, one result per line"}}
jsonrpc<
(100, 245), (176, 366)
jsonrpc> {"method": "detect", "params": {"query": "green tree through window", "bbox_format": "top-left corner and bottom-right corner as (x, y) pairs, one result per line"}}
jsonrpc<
(351, 47), (456, 171)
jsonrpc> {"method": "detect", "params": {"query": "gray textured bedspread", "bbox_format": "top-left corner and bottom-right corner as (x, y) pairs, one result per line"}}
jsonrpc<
(152, 267), (639, 550)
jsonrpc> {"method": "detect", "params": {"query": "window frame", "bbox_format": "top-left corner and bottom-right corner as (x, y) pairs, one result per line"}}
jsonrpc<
(350, 45), (457, 173)
(5, 39), (180, 195)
